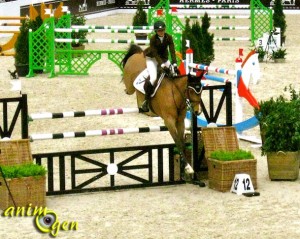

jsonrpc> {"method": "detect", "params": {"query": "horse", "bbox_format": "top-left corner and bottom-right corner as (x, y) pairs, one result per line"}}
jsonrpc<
(121, 44), (204, 179)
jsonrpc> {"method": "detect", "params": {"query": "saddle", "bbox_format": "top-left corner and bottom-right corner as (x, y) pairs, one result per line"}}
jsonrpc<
(133, 69), (165, 97)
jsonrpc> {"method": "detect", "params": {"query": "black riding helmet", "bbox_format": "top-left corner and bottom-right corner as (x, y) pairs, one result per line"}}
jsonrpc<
(154, 20), (166, 31)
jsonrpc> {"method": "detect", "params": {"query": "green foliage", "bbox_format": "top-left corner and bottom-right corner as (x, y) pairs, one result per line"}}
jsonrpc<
(71, 15), (88, 47)
(182, 19), (201, 62)
(14, 16), (43, 65)
(256, 46), (266, 60)
(132, 1), (148, 26)
(270, 48), (287, 59)
(201, 12), (215, 65)
(181, 13), (214, 65)
(256, 85), (300, 155)
(1, 163), (47, 179)
(272, 0), (287, 45)
(210, 149), (254, 161)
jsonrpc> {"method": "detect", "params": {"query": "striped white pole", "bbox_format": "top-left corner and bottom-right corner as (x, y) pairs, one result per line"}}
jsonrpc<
(55, 38), (150, 44)
(71, 25), (154, 30)
(213, 37), (251, 41)
(30, 126), (168, 141)
(176, 15), (250, 19)
(55, 28), (153, 34)
(29, 108), (141, 120)
(210, 26), (251, 30)
(189, 63), (237, 76)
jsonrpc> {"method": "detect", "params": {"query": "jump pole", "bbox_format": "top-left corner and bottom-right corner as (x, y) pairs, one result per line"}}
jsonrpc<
(30, 126), (169, 141)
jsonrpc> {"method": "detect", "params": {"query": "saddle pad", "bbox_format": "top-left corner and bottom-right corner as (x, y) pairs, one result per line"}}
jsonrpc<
(133, 69), (165, 97)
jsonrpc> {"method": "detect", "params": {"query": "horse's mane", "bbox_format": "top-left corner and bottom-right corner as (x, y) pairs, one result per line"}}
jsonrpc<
(121, 44), (144, 68)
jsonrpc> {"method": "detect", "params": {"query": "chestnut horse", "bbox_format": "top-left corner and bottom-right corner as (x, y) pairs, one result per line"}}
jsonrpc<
(121, 44), (203, 177)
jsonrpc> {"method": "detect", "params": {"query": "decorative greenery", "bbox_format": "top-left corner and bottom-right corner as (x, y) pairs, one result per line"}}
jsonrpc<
(256, 46), (266, 60)
(272, 0), (287, 45)
(181, 12), (214, 65)
(270, 47), (287, 60)
(71, 14), (88, 47)
(210, 149), (254, 161)
(132, 1), (148, 26)
(255, 85), (300, 155)
(1, 163), (47, 179)
(14, 16), (43, 65)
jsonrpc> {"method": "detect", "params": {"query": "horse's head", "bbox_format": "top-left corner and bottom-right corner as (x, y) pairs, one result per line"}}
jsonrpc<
(186, 73), (204, 114)
(242, 50), (261, 86)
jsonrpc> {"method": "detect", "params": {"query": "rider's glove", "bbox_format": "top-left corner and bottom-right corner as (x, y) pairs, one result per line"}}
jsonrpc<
(161, 63), (170, 75)
(172, 63), (179, 75)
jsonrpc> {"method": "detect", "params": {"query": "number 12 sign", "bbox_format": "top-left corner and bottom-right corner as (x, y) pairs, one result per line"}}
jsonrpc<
(230, 173), (255, 195)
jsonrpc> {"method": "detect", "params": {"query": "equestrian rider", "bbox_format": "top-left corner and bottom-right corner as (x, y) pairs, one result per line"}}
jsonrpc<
(141, 20), (178, 112)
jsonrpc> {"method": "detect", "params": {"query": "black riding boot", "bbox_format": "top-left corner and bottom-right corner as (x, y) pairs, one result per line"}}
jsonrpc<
(141, 78), (154, 112)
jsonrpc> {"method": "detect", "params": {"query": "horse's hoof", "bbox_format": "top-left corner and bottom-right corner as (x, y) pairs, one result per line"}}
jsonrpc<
(184, 164), (194, 174)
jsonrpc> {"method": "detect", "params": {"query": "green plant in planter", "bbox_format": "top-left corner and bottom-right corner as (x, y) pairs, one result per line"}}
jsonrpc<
(210, 149), (254, 161)
(71, 14), (88, 47)
(132, 1), (148, 27)
(132, 1), (148, 41)
(0, 163), (47, 179)
(256, 46), (266, 61)
(272, 0), (287, 46)
(255, 85), (300, 155)
(270, 48), (287, 60)
(14, 16), (43, 76)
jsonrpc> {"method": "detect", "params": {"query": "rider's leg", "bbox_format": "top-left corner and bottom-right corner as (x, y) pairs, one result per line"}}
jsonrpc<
(141, 58), (157, 112)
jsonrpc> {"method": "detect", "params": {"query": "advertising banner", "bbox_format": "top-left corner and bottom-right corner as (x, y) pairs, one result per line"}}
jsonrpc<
(19, 0), (300, 16)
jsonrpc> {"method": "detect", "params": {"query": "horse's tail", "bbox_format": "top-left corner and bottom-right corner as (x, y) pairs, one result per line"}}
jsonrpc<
(121, 44), (144, 68)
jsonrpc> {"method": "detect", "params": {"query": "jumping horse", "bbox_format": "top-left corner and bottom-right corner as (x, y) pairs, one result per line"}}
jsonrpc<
(121, 44), (204, 183)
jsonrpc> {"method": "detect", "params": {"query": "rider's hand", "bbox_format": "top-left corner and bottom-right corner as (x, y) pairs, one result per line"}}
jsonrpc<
(161, 63), (170, 75)
(173, 63), (180, 75)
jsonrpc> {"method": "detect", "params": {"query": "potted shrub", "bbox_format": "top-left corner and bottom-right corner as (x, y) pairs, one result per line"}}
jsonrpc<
(256, 46), (266, 62)
(272, 0), (287, 46)
(255, 85), (300, 180)
(270, 48), (287, 63)
(0, 163), (47, 209)
(71, 14), (88, 49)
(14, 18), (30, 77)
(14, 16), (43, 77)
(207, 149), (257, 192)
(132, 1), (148, 42)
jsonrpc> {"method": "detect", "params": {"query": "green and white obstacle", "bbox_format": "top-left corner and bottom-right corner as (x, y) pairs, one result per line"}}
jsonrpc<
(27, 0), (272, 78)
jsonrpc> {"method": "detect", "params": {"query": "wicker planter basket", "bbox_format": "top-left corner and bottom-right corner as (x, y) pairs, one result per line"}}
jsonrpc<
(0, 176), (46, 210)
(202, 127), (239, 158)
(208, 158), (257, 192)
(267, 151), (300, 180)
(0, 139), (32, 166)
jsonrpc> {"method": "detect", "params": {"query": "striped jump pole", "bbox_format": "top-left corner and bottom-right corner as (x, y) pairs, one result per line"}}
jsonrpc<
(29, 107), (141, 121)
(176, 15), (250, 20)
(30, 126), (168, 141)
(55, 38), (150, 44)
(55, 28), (153, 34)
(71, 25), (154, 30)
(188, 63), (237, 76)
(214, 37), (251, 41)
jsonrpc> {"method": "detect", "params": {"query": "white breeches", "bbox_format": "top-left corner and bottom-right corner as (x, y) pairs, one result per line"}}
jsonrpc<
(146, 57), (171, 85)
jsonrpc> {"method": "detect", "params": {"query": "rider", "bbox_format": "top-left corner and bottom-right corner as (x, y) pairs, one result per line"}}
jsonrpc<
(141, 20), (178, 112)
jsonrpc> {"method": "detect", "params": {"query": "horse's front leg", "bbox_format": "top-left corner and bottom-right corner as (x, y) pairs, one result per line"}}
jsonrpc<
(176, 116), (194, 175)
(164, 118), (194, 177)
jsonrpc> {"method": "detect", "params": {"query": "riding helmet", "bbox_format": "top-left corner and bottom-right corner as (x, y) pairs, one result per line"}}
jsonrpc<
(154, 20), (166, 31)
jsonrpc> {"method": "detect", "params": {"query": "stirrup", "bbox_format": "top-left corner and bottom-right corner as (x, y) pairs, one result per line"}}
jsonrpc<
(140, 100), (149, 112)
